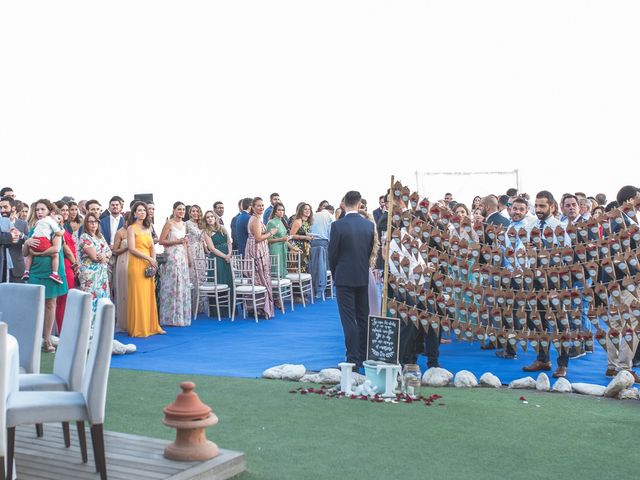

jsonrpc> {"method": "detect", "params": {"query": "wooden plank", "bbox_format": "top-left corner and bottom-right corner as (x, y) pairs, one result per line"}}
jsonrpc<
(167, 450), (246, 480)
(15, 448), (168, 480)
(13, 424), (246, 480)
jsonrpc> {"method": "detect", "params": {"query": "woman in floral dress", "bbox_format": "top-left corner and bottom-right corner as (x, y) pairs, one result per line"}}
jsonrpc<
(186, 204), (206, 314)
(289, 203), (314, 273)
(77, 213), (111, 319)
(158, 202), (192, 326)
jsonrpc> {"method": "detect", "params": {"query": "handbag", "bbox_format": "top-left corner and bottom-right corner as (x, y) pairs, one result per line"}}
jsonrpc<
(144, 266), (156, 278)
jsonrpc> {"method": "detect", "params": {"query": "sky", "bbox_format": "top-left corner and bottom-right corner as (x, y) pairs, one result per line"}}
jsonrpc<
(1, 1), (639, 225)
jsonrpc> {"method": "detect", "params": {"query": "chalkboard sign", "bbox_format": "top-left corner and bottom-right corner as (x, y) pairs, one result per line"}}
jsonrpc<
(366, 315), (400, 364)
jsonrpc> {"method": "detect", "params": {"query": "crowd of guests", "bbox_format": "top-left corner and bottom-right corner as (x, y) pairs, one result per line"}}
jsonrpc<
(2, 183), (638, 383)
(0, 188), (366, 352)
(383, 184), (640, 381)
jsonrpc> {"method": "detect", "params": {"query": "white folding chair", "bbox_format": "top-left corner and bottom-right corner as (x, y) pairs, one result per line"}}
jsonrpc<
(6, 299), (115, 480)
(194, 256), (231, 320)
(19, 289), (92, 444)
(1, 320), (9, 480)
(325, 269), (335, 299)
(270, 255), (294, 314)
(231, 257), (268, 323)
(190, 256), (207, 320)
(0, 283), (45, 374)
(286, 251), (314, 307)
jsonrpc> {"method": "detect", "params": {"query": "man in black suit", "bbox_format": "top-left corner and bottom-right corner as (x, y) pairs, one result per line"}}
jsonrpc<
(0, 197), (21, 283)
(0, 196), (29, 282)
(481, 195), (510, 227)
(329, 190), (374, 368)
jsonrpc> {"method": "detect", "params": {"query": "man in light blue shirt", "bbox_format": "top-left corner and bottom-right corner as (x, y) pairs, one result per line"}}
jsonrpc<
(309, 205), (334, 298)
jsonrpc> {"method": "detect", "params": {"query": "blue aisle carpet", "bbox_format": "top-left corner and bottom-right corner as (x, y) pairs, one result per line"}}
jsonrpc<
(113, 299), (616, 386)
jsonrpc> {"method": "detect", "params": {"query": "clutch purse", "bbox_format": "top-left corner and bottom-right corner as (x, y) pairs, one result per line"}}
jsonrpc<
(144, 266), (156, 278)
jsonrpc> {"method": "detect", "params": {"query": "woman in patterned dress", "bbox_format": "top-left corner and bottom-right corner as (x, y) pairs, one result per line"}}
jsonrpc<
(77, 213), (111, 319)
(158, 202), (192, 326)
(245, 197), (277, 318)
(185, 204), (206, 314)
(289, 203), (314, 273)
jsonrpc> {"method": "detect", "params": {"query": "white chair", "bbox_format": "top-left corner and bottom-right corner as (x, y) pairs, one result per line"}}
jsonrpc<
(0, 283), (45, 374)
(194, 256), (231, 321)
(231, 257), (268, 323)
(325, 270), (334, 299)
(19, 289), (92, 444)
(6, 299), (115, 480)
(190, 256), (207, 320)
(286, 251), (314, 307)
(1, 320), (9, 480)
(270, 255), (294, 314)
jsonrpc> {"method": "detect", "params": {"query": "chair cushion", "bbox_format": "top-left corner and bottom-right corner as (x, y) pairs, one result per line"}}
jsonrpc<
(19, 373), (68, 392)
(286, 273), (312, 281)
(199, 284), (229, 292)
(7, 391), (88, 426)
(271, 279), (292, 286)
(236, 285), (267, 293)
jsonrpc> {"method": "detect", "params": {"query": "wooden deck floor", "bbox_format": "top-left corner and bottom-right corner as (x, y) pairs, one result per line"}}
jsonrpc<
(13, 423), (246, 480)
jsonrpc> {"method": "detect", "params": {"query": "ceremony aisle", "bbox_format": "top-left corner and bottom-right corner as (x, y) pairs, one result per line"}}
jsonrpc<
(112, 299), (616, 386)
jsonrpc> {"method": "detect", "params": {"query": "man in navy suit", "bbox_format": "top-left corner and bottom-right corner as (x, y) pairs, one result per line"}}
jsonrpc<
(100, 196), (125, 299)
(329, 190), (375, 368)
(234, 197), (253, 257)
(100, 196), (125, 249)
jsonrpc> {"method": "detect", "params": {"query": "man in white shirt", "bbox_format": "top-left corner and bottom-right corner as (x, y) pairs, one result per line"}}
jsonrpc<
(533, 190), (564, 247)
(100, 196), (124, 248)
(504, 197), (535, 251)
(310, 205), (334, 298)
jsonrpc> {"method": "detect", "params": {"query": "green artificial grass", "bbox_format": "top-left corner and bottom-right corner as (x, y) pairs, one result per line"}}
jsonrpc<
(39, 353), (639, 480)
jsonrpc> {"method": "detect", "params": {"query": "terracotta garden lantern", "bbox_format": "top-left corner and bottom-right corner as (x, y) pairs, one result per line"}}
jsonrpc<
(163, 381), (220, 461)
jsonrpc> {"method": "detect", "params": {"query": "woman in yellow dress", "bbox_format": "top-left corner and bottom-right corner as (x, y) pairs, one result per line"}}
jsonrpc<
(127, 201), (165, 337)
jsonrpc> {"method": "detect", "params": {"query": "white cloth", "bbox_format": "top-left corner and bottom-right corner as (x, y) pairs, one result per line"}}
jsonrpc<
(310, 209), (333, 241)
(109, 214), (122, 245)
(32, 216), (62, 238)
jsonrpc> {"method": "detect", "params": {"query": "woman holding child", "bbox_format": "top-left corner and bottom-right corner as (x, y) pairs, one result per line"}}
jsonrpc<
(23, 199), (68, 352)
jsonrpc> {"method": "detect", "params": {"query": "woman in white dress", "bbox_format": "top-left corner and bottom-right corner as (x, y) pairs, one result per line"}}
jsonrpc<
(158, 202), (192, 326)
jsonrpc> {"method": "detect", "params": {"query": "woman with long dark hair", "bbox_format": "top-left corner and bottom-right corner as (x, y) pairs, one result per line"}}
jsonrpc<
(127, 201), (164, 337)
(77, 213), (111, 320)
(54, 201), (78, 333)
(22, 200), (68, 352)
(65, 201), (83, 242)
(158, 202), (192, 327)
(245, 197), (277, 318)
(289, 203), (314, 273)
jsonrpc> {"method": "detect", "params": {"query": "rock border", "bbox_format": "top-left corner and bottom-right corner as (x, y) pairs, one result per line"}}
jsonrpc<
(263, 364), (639, 402)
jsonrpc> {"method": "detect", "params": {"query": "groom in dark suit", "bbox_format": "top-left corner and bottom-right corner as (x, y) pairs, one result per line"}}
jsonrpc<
(329, 190), (375, 368)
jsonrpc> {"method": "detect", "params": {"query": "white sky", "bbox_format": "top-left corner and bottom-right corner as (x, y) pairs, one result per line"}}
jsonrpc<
(1, 1), (639, 225)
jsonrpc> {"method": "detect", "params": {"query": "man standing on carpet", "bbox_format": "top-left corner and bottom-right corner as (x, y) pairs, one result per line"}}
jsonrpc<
(329, 190), (375, 369)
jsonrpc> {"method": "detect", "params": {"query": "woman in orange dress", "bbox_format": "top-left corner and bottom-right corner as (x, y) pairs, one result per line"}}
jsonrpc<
(127, 201), (165, 337)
